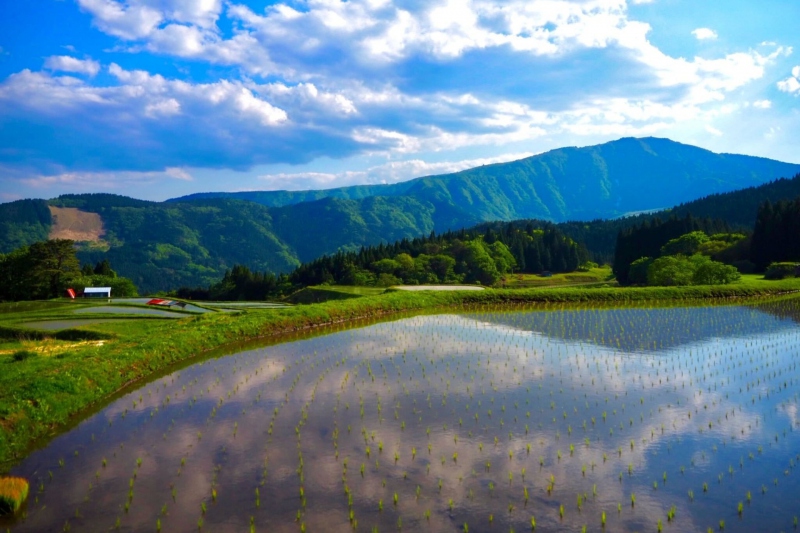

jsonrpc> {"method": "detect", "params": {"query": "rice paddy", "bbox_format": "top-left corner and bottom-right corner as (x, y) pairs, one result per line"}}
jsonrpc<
(2, 300), (800, 532)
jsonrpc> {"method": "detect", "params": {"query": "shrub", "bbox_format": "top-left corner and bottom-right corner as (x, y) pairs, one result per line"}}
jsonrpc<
(576, 261), (599, 272)
(692, 262), (741, 285)
(764, 262), (800, 280)
(11, 350), (35, 362)
(0, 477), (29, 515)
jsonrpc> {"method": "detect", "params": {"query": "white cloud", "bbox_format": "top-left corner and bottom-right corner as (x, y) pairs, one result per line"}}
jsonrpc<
(77, 0), (163, 39)
(256, 152), (535, 189)
(17, 167), (194, 189)
(704, 124), (723, 136)
(164, 167), (193, 180)
(2, 0), (795, 189)
(764, 126), (780, 140)
(691, 28), (717, 41)
(777, 66), (800, 94)
(44, 56), (101, 76)
(104, 63), (287, 125)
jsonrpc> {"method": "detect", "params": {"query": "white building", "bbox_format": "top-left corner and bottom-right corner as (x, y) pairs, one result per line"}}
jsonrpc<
(83, 287), (111, 298)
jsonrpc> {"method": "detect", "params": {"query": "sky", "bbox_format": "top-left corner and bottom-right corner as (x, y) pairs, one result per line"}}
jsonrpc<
(0, 0), (799, 202)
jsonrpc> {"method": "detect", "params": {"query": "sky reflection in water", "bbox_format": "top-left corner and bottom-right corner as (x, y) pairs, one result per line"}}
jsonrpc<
(4, 303), (800, 532)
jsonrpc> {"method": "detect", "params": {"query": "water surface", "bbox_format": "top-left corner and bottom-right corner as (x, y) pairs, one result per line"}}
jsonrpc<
(4, 302), (800, 532)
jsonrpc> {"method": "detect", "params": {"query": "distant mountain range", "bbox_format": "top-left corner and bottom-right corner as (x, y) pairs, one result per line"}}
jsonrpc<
(171, 137), (800, 222)
(1, 137), (798, 292)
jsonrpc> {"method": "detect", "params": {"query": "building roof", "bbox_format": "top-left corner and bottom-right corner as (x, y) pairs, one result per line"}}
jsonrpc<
(84, 287), (112, 293)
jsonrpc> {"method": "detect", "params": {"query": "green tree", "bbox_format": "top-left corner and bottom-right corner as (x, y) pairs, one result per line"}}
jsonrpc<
(627, 257), (653, 285)
(488, 241), (517, 274)
(460, 240), (501, 286)
(371, 258), (401, 275)
(93, 259), (117, 277)
(647, 255), (697, 286)
(660, 231), (709, 256)
(28, 239), (81, 298)
(0, 246), (33, 301)
(692, 261), (741, 285)
(428, 254), (456, 282)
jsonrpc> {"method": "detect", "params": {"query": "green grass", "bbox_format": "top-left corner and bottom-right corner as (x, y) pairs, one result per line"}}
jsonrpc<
(2, 277), (800, 471)
(502, 267), (614, 288)
(285, 285), (387, 304)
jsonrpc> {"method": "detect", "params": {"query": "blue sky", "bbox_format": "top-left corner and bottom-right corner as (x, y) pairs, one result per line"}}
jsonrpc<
(1, 0), (798, 201)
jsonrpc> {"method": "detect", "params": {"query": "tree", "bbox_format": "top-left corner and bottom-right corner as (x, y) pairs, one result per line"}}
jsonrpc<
(488, 241), (517, 274)
(27, 239), (81, 298)
(428, 254), (456, 282)
(692, 261), (741, 285)
(660, 231), (709, 256)
(627, 257), (653, 285)
(459, 240), (500, 286)
(93, 259), (116, 277)
(647, 255), (697, 286)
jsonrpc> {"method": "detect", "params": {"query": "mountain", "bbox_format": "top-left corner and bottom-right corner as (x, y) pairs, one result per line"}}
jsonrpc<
(47, 194), (301, 292)
(170, 137), (800, 223)
(2, 137), (799, 293)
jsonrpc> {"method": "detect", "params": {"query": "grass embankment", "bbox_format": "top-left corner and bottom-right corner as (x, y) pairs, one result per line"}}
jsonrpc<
(285, 285), (387, 304)
(2, 278), (800, 471)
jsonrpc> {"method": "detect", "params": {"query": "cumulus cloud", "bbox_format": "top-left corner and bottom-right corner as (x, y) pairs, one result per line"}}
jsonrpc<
(705, 124), (723, 136)
(777, 66), (800, 94)
(752, 99), (772, 109)
(0, 0), (794, 191)
(691, 27), (717, 41)
(44, 56), (101, 76)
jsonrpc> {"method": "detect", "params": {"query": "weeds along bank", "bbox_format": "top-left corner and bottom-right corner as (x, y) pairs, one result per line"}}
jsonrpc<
(2, 279), (800, 471)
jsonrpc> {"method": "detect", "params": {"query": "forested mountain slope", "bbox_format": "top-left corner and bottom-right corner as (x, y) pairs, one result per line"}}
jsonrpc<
(172, 137), (800, 222)
(2, 138), (799, 293)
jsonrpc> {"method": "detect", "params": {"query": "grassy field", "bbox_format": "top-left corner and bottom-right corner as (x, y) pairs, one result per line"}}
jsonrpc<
(501, 266), (614, 288)
(285, 285), (387, 304)
(2, 277), (800, 472)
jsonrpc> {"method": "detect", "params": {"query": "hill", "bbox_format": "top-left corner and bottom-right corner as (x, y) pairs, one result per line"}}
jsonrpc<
(47, 194), (301, 292)
(171, 137), (800, 223)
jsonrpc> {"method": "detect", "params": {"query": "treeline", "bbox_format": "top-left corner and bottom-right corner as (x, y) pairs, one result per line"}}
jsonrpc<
(289, 224), (587, 288)
(669, 173), (800, 228)
(0, 239), (137, 301)
(0, 199), (52, 254)
(613, 215), (733, 284)
(751, 198), (800, 270)
(613, 194), (800, 286)
(176, 224), (589, 300)
(176, 265), (283, 301)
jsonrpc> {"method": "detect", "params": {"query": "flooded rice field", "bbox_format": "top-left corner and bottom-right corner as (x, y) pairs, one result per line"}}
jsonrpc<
(4, 302), (800, 532)
(72, 306), (189, 318)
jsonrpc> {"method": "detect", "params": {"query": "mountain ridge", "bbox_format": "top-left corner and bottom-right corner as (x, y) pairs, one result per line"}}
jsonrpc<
(168, 137), (800, 223)
(2, 137), (800, 292)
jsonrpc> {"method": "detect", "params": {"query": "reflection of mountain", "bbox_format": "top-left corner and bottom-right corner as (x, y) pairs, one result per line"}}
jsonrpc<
(470, 305), (797, 353)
